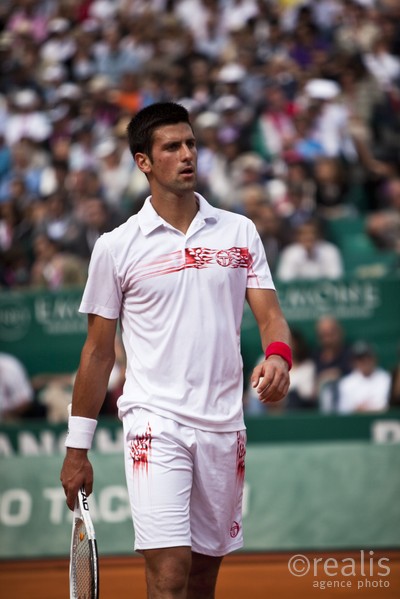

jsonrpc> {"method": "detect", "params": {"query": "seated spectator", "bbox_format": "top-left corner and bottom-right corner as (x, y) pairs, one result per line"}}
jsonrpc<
(363, 36), (400, 91)
(366, 176), (400, 253)
(337, 341), (391, 414)
(252, 82), (297, 164)
(0, 352), (34, 421)
(312, 157), (361, 218)
(72, 197), (122, 259)
(276, 218), (344, 281)
(34, 189), (82, 253)
(313, 315), (353, 412)
(389, 343), (400, 408)
(239, 184), (287, 273)
(4, 89), (51, 147)
(94, 137), (132, 210)
(281, 184), (316, 235)
(30, 233), (87, 289)
(285, 329), (317, 410)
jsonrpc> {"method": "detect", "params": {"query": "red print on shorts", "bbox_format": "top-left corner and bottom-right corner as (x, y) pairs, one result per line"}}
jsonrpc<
(130, 423), (152, 472)
(230, 521), (240, 538)
(236, 431), (246, 484)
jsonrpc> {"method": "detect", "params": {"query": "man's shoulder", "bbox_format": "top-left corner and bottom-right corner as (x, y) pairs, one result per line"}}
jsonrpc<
(99, 214), (140, 247)
(211, 206), (254, 227)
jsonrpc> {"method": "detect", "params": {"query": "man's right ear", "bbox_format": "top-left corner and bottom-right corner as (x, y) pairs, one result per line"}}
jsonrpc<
(135, 153), (152, 174)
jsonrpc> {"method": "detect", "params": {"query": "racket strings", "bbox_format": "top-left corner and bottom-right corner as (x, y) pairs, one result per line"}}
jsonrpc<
(71, 517), (94, 599)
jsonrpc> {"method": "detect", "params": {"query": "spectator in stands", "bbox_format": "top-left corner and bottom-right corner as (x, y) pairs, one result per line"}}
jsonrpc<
(366, 176), (400, 253)
(4, 89), (51, 147)
(239, 184), (287, 273)
(389, 344), (400, 408)
(94, 137), (132, 211)
(252, 82), (297, 164)
(72, 197), (122, 260)
(285, 329), (317, 410)
(0, 352), (34, 421)
(337, 341), (391, 414)
(363, 36), (400, 91)
(301, 78), (357, 162)
(34, 189), (81, 253)
(312, 157), (359, 219)
(95, 21), (142, 85)
(30, 232), (87, 289)
(276, 218), (344, 281)
(313, 315), (353, 412)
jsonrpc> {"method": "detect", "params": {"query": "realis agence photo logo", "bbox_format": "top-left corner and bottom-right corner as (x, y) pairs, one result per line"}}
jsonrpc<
(288, 550), (391, 591)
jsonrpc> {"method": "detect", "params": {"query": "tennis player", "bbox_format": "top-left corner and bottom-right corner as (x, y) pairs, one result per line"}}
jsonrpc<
(60, 102), (292, 599)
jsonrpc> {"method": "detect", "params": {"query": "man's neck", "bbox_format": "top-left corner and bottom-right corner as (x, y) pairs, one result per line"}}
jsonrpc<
(150, 192), (199, 234)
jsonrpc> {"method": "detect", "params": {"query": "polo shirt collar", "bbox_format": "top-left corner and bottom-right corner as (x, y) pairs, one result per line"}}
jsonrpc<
(138, 193), (219, 236)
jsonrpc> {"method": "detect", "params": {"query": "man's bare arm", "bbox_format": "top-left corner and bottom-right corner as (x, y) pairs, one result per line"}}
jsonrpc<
(60, 314), (118, 509)
(246, 288), (291, 404)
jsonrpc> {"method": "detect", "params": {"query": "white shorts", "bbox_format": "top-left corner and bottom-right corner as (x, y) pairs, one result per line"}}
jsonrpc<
(123, 408), (246, 557)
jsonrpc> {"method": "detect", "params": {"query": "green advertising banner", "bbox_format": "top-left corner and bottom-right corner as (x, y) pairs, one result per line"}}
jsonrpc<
(1, 277), (399, 377)
(1, 412), (400, 457)
(0, 288), (86, 376)
(1, 442), (399, 559)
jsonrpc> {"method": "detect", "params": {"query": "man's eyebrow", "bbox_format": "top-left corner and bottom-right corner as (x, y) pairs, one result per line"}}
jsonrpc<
(161, 136), (196, 147)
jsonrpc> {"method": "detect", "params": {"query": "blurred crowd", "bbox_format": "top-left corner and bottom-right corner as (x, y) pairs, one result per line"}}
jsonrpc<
(1, 0), (400, 420)
(245, 316), (400, 415)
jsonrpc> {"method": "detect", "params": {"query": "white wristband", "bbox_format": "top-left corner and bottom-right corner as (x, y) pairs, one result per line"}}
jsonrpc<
(65, 416), (98, 449)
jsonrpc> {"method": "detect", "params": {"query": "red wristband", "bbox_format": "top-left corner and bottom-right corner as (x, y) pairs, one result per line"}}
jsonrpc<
(265, 342), (292, 370)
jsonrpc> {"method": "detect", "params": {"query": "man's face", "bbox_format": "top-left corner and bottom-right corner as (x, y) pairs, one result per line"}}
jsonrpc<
(297, 223), (318, 252)
(353, 355), (376, 377)
(139, 123), (197, 195)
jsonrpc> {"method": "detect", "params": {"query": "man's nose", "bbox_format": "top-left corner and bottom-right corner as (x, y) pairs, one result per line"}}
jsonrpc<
(181, 144), (193, 160)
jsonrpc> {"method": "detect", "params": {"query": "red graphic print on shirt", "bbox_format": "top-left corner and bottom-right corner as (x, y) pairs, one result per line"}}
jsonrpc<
(185, 247), (252, 269)
(130, 423), (152, 472)
(130, 247), (255, 284)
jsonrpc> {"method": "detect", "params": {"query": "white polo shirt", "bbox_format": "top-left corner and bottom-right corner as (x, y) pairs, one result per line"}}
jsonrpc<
(79, 194), (275, 431)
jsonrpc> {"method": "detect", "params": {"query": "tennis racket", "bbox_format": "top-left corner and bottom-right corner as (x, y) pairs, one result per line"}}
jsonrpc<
(70, 487), (99, 599)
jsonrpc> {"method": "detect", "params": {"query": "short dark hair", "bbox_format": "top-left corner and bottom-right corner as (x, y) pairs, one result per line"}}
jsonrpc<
(126, 102), (192, 159)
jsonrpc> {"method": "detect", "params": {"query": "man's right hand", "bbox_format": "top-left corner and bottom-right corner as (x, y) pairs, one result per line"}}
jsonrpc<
(60, 447), (94, 510)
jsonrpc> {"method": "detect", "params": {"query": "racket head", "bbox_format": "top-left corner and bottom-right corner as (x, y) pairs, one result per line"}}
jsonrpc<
(69, 488), (99, 599)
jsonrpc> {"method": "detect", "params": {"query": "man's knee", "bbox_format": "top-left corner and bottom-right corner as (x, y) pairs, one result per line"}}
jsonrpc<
(187, 552), (223, 598)
(143, 547), (192, 596)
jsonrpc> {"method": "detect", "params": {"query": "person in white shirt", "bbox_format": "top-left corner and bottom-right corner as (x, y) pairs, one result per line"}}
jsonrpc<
(337, 341), (391, 414)
(60, 102), (292, 599)
(0, 353), (34, 421)
(276, 219), (344, 281)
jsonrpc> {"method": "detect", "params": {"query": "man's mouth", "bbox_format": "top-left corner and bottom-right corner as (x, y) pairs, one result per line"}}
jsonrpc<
(180, 166), (194, 175)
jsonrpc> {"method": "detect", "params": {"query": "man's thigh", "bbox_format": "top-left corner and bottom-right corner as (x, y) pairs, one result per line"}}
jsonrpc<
(190, 429), (246, 556)
(124, 409), (195, 551)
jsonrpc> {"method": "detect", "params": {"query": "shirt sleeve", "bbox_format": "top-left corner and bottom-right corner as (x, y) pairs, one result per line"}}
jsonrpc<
(79, 234), (122, 319)
(246, 220), (275, 290)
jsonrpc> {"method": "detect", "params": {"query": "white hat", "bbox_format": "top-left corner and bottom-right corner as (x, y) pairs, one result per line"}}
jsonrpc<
(96, 138), (117, 158)
(42, 63), (67, 83)
(177, 97), (201, 114)
(48, 104), (70, 123)
(48, 18), (70, 34)
(88, 75), (112, 93)
(56, 83), (82, 101)
(213, 95), (242, 113)
(14, 89), (38, 108)
(217, 63), (246, 84)
(194, 111), (220, 129)
(304, 79), (341, 100)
